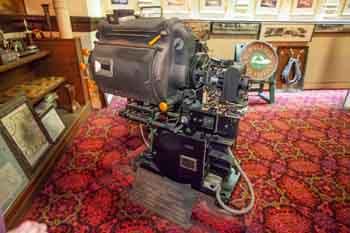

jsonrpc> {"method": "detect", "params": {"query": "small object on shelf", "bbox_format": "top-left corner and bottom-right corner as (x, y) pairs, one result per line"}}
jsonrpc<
(0, 131), (29, 213)
(0, 50), (50, 74)
(57, 84), (81, 113)
(0, 96), (50, 171)
(0, 49), (18, 65)
(40, 107), (66, 143)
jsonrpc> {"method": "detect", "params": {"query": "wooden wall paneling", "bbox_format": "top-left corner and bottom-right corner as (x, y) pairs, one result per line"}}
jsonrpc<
(33, 39), (88, 105)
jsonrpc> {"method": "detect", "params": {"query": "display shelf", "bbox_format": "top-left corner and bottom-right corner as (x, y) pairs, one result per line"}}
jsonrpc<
(4, 104), (91, 228)
(31, 80), (65, 105)
(0, 77), (66, 105)
(0, 50), (50, 74)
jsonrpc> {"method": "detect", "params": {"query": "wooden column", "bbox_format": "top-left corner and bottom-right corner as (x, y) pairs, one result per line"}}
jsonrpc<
(53, 0), (73, 38)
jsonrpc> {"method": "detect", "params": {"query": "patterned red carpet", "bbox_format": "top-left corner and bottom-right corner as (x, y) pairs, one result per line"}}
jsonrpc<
(24, 90), (350, 233)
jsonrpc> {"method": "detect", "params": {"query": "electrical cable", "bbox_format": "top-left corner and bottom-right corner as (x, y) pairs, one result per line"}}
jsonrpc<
(139, 124), (150, 149)
(215, 149), (255, 215)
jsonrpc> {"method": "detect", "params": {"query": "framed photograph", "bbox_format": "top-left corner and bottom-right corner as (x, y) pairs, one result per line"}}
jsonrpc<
(211, 22), (260, 36)
(314, 24), (350, 33)
(111, 0), (128, 4)
(342, 0), (350, 15)
(184, 21), (211, 40)
(0, 133), (29, 213)
(320, 0), (340, 16)
(41, 108), (66, 143)
(200, 0), (226, 14)
(0, 97), (50, 171)
(291, 0), (318, 15)
(260, 23), (315, 42)
(162, 0), (190, 14)
(234, 0), (252, 14)
(256, 0), (282, 14)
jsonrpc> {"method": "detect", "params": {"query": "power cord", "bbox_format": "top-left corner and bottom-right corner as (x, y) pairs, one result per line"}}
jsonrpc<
(215, 149), (255, 215)
(140, 124), (150, 149)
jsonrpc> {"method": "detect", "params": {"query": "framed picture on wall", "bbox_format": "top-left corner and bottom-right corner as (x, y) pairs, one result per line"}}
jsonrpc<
(162, 0), (191, 14)
(211, 22), (260, 36)
(234, 0), (251, 15)
(320, 0), (340, 16)
(0, 97), (50, 172)
(200, 0), (226, 14)
(341, 0), (350, 15)
(0, 132), (29, 213)
(256, 0), (282, 14)
(183, 20), (211, 40)
(314, 24), (350, 33)
(291, 0), (318, 15)
(111, 0), (128, 5)
(260, 23), (315, 42)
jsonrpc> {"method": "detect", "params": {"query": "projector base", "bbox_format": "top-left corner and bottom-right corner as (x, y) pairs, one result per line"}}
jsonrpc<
(134, 150), (241, 205)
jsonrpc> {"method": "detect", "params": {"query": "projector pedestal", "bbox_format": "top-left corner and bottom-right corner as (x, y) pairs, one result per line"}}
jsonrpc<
(134, 149), (241, 204)
(130, 167), (198, 229)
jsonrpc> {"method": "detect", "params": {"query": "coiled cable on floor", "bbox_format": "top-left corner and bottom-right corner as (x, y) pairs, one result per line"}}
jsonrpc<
(215, 149), (255, 215)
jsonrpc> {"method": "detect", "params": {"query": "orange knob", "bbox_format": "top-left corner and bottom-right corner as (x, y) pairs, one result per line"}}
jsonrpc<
(82, 48), (90, 57)
(159, 102), (168, 112)
(79, 62), (87, 71)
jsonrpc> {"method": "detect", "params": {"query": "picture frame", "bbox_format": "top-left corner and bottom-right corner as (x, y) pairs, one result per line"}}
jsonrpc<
(0, 132), (29, 213)
(0, 96), (50, 172)
(211, 22), (260, 36)
(314, 24), (350, 33)
(111, 0), (128, 4)
(200, 0), (226, 14)
(255, 0), (282, 15)
(320, 0), (340, 16)
(40, 107), (66, 143)
(341, 0), (350, 15)
(183, 20), (211, 40)
(291, 0), (318, 15)
(259, 23), (315, 42)
(234, 0), (252, 15)
(162, 0), (191, 14)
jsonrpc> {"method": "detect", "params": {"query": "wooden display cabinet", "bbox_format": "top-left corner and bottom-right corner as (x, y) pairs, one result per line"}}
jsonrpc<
(0, 38), (91, 228)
